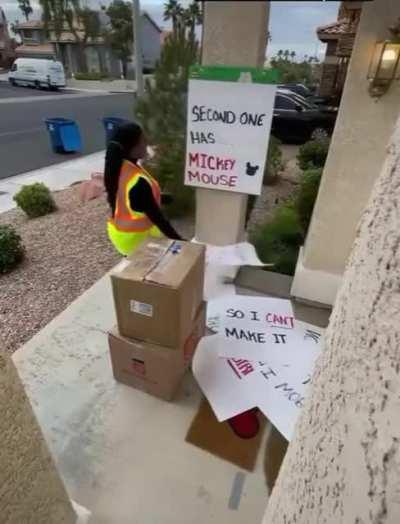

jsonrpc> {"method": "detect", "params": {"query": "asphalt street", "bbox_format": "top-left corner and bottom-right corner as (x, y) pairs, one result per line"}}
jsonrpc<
(0, 82), (76, 99)
(0, 82), (135, 179)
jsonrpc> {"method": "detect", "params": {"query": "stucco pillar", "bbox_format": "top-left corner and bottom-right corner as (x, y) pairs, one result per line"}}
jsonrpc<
(291, 0), (400, 305)
(263, 110), (400, 524)
(195, 1), (269, 244)
(0, 352), (76, 524)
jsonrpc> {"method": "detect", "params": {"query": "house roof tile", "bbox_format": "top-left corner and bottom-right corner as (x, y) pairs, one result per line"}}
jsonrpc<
(317, 20), (357, 41)
(16, 44), (54, 55)
(15, 20), (44, 30)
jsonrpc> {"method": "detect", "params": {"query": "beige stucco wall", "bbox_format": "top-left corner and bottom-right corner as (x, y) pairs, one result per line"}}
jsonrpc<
(0, 352), (76, 524)
(299, 0), (400, 280)
(263, 111), (400, 523)
(195, 1), (269, 245)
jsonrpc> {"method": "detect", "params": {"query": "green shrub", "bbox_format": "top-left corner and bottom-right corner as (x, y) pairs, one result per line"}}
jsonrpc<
(296, 168), (322, 231)
(263, 136), (283, 185)
(297, 138), (330, 171)
(14, 183), (57, 218)
(74, 72), (110, 81)
(136, 17), (199, 217)
(0, 225), (24, 273)
(251, 204), (303, 276)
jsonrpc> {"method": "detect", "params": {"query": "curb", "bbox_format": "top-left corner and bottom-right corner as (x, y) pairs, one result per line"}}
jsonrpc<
(64, 87), (136, 95)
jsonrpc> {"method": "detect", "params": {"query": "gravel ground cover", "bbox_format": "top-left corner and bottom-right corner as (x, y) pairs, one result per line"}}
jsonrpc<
(0, 185), (194, 354)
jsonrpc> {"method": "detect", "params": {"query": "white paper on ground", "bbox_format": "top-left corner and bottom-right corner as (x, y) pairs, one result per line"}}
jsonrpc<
(215, 295), (295, 360)
(194, 318), (324, 440)
(192, 335), (257, 421)
(193, 239), (268, 301)
(239, 320), (324, 440)
(206, 242), (268, 267)
(203, 263), (237, 301)
(245, 367), (300, 441)
(254, 320), (324, 380)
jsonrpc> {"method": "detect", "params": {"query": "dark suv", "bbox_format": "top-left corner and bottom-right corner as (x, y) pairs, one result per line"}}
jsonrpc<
(272, 90), (337, 143)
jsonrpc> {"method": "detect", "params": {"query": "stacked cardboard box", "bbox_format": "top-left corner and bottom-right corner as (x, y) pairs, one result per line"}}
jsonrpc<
(108, 238), (206, 400)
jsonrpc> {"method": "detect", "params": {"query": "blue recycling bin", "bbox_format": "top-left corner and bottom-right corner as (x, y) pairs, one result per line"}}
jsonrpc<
(44, 118), (82, 154)
(102, 117), (129, 144)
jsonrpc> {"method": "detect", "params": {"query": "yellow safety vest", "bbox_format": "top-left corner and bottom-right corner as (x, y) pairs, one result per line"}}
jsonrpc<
(107, 160), (162, 256)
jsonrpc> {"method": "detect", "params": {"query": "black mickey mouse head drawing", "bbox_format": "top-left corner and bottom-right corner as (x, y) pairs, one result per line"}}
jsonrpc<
(246, 162), (259, 176)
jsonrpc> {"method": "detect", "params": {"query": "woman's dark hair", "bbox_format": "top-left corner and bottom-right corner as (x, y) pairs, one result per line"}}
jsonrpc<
(104, 121), (143, 214)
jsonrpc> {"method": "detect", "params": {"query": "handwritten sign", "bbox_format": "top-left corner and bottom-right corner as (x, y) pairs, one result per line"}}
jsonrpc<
(215, 296), (295, 360)
(185, 79), (277, 195)
(192, 320), (325, 440)
(245, 321), (324, 440)
(192, 335), (257, 421)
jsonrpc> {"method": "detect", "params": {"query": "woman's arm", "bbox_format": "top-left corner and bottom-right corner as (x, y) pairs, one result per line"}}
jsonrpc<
(129, 178), (182, 240)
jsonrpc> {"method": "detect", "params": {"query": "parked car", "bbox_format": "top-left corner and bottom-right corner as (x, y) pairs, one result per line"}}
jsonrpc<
(278, 83), (313, 98)
(271, 90), (337, 143)
(9, 58), (66, 90)
(279, 83), (338, 108)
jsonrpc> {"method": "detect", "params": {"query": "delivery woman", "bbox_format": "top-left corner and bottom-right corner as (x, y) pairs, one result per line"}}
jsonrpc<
(104, 122), (182, 256)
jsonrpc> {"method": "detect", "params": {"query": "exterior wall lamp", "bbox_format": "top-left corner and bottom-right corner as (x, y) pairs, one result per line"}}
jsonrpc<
(368, 19), (400, 97)
(368, 41), (400, 97)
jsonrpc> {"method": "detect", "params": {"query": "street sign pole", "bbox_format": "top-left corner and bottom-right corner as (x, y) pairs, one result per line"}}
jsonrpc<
(133, 0), (144, 97)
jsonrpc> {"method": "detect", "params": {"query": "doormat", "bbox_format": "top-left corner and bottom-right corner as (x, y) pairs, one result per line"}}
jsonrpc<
(185, 399), (267, 472)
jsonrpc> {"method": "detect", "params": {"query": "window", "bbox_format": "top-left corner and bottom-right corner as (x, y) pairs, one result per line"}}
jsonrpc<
(22, 29), (40, 43)
(289, 93), (315, 109)
(275, 95), (297, 110)
(10, 63), (17, 72)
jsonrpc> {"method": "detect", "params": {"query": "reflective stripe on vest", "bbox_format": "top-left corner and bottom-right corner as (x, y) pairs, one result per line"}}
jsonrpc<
(109, 161), (161, 233)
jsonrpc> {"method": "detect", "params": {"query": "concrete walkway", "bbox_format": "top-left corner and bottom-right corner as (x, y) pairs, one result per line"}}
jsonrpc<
(0, 152), (104, 214)
(12, 263), (270, 524)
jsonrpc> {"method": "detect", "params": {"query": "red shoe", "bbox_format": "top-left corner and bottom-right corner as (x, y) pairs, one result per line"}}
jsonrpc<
(227, 409), (260, 439)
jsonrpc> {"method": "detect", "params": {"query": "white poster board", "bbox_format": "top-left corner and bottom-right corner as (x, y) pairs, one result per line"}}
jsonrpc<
(192, 335), (258, 422)
(193, 292), (326, 440)
(185, 79), (277, 195)
(215, 295), (295, 361)
(193, 320), (325, 440)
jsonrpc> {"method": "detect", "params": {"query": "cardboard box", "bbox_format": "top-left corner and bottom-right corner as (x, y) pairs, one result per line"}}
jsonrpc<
(108, 302), (206, 401)
(111, 238), (205, 348)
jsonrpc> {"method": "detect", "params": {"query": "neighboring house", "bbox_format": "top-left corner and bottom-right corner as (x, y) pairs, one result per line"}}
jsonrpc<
(140, 12), (161, 72)
(15, 20), (55, 60)
(15, 18), (120, 77)
(317, 1), (362, 100)
(14, 11), (161, 77)
(0, 7), (15, 68)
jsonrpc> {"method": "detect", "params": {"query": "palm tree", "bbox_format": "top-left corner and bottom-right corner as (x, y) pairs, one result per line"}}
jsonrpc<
(283, 49), (290, 61)
(18, 0), (33, 21)
(277, 49), (283, 60)
(188, 1), (202, 26)
(164, 0), (184, 33)
(184, 1), (202, 41)
(290, 50), (296, 62)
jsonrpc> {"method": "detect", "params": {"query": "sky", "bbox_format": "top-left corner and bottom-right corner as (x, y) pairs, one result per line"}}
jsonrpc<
(1, 0), (340, 59)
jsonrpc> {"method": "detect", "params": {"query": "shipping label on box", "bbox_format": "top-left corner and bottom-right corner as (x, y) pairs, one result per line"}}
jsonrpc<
(108, 303), (206, 401)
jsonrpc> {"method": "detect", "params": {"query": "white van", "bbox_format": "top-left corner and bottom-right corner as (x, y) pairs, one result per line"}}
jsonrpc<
(9, 58), (66, 90)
